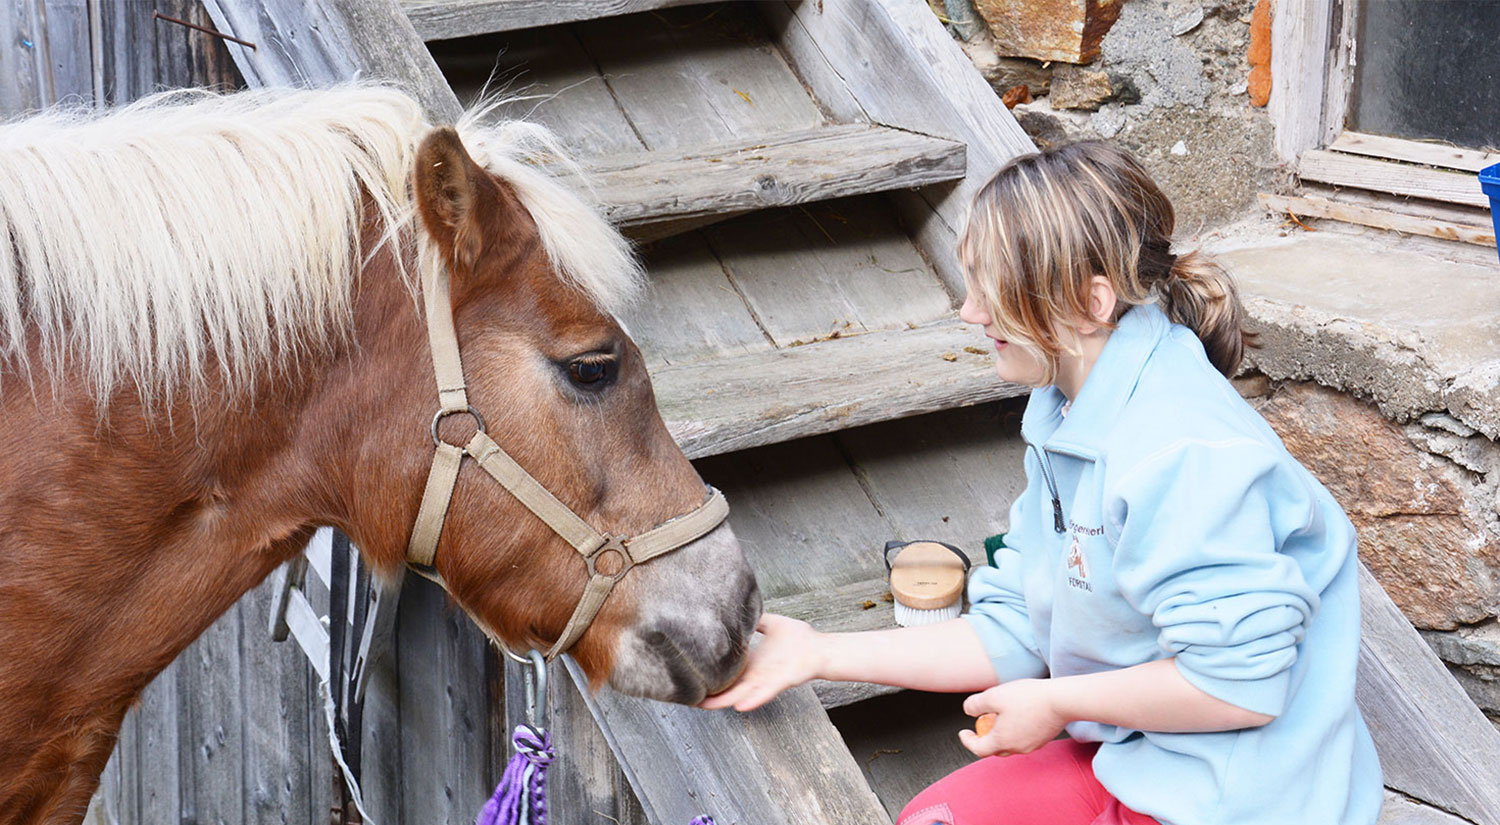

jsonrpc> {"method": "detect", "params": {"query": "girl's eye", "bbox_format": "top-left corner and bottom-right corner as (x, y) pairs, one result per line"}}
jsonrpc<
(569, 358), (611, 385)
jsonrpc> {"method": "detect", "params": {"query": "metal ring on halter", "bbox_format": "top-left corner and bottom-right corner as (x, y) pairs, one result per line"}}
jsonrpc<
(431, 405), (486, 448)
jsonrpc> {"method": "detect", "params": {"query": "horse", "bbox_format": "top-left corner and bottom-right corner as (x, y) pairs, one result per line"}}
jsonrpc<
(0, 86), (761, 824)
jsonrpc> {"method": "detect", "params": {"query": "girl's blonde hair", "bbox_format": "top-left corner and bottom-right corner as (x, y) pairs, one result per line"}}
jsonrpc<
(957, 140), (1250, 381)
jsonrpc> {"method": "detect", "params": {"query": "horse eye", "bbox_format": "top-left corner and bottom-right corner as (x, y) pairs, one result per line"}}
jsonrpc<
(568, 358), (611, 386)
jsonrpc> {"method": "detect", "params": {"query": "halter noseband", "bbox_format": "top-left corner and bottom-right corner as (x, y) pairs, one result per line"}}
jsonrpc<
(405, 261), (730, 662)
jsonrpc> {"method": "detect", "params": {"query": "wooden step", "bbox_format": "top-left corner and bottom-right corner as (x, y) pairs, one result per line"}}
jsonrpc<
(656, 318), (1026, 460)
(575, 124), (966, 232)
(1299, 149), (1489, 208)
(561, 657), (891, 825)
(403, 0), (720, 41)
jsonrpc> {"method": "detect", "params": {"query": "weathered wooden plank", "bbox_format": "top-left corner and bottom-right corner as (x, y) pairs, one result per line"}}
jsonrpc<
(358, 613), (405, 824)
(403, 0), (718, 40)
(240, 582), (320, 825)
(42, 0), (92, 104)
(657, 319), (1027, 459)
(576, 4), (824, 153)
(704, 197), (954, 347)
(432, 25), (644, 155)
(1259, 192), (1496, 248)
(1299, 149), (1490, 208)
(837, 402), (1027, 550)
(578, 124), (965, 228)
(564, 658), (889, 825)
(764, 0), (1035, 297)
(503, 658), (648, 825)
(1331, 131), (1500, 174)
(176, 598), (246, 825)
(696, 436), (894, 601)
(397, 576), (495, 824)
(1380, 791), (1476, 825)
(0, 1), (43, 116)
(1357, 563), (1500, 825)
(619, 230), (772, 370)
(1267, 0), (1333, 160)
(200, 0), (462, 123)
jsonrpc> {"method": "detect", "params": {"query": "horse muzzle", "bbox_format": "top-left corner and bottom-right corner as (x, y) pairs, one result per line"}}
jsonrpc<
(606, 522), (762, 705)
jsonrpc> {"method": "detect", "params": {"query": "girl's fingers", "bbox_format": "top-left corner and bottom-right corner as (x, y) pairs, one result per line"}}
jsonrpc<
(962, 692), (987, 717)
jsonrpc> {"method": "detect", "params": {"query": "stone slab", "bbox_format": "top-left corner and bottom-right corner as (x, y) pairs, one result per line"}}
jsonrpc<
(1210, 231), (1500, 439)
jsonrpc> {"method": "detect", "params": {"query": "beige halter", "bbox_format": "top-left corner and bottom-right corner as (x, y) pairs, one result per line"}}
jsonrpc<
(406, 261), (730, 662)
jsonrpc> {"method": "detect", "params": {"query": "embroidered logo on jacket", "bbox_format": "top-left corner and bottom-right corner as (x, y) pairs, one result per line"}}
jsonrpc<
(1066, 534), (1092, 592)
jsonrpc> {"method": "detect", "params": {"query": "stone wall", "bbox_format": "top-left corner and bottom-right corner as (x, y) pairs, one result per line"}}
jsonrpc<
(934, 0), (1279, 229)
(1236, 377), (1500, 726)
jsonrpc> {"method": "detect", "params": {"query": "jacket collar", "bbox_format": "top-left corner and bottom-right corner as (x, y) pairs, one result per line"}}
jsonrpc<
(1019, 303), (1171, 456)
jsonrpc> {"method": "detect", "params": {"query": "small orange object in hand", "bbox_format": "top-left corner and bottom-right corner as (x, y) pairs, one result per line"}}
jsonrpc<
(975, 712), (997, 737)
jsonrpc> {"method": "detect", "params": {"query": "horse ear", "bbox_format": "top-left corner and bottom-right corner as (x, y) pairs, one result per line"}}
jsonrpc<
(413, 126), (486, 273)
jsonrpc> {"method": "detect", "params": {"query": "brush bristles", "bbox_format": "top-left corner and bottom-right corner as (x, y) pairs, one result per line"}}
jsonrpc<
(893, 599), (963, 627)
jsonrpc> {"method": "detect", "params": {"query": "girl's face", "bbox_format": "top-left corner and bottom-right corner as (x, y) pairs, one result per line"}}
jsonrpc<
(959, 291), (1050, 388)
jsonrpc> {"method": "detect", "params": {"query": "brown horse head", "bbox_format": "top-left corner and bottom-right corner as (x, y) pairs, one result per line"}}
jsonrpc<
(338, 125), (760, 703)
(0, 90), (760, 818)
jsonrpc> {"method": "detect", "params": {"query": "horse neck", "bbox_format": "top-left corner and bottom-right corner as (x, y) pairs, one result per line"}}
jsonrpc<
(0, 232), (428, 799)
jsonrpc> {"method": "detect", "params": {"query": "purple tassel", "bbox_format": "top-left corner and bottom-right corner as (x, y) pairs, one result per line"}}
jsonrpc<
(477, 725), (554, 825)
(689, 818), (717, 825)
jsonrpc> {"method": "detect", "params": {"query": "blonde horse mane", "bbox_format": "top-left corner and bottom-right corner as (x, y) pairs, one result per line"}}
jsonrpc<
(0, 85), (642, 405)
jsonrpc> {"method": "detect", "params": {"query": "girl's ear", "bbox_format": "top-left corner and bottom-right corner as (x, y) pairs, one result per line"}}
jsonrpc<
(1077, 275), (1118, 334)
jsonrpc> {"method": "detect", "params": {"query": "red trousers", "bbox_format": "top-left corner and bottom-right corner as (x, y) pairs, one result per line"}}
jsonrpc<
(896, 739), (1161, 825)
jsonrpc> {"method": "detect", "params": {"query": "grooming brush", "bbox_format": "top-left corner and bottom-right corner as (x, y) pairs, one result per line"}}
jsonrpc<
(884, 540), (972, 627)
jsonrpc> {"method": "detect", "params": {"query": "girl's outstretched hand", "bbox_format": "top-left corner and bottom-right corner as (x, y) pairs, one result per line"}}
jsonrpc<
(698, 613), (825, 712)
(959, 679), (1068, 757)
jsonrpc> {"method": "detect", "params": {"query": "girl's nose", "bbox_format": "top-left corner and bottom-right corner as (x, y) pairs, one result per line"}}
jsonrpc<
(959, 292), (991, 326)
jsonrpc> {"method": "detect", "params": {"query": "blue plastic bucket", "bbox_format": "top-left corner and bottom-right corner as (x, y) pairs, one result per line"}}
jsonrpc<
(1482, 162), (1500, 260)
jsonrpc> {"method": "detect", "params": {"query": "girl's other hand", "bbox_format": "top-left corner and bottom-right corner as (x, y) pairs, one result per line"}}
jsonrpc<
(698, 613), (825, 712)
(958, 678), (1068, 757)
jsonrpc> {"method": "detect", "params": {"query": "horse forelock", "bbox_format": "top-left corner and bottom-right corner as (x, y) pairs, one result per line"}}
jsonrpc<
(0, 85), (641, 407)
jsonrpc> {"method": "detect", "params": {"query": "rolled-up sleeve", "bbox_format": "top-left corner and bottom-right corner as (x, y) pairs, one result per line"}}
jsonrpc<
(963, 490), (1049, 683)
(1109, 439), (1321, 717)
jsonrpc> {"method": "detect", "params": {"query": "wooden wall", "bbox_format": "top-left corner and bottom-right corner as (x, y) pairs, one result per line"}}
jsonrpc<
(0, 0), (238, 118)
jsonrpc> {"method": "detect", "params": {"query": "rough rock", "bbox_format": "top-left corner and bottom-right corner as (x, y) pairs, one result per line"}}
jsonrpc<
(973, 0), (1124, 64)
(1049, 65), (1115, 110)
(1247, 382), (1500, 629)
(1009, 99), (1094, 149)
(960, 36), (1055, 94)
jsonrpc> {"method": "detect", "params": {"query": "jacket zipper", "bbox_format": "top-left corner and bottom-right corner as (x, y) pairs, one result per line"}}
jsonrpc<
(1025, 440), (1067, 534)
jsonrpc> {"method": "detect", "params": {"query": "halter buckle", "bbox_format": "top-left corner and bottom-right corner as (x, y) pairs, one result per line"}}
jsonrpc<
(587, 535), (633, 582)
(431, 405), (486, 448)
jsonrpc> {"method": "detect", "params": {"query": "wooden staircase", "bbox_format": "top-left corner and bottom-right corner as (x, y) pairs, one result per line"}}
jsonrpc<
(189, 2), (1500, 824)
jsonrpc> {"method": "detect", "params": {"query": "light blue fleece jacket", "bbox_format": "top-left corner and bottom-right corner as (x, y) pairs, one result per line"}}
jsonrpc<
(962, 303), (1382, 825)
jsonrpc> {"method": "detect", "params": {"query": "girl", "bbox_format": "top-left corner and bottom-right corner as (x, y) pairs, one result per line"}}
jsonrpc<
(700, 141), (1382, 825)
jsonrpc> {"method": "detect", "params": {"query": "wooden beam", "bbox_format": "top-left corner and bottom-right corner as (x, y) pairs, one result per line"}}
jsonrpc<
(578, 124), (966, 230)
(1268, 0), (1333, 161)
(1259, 192), (1497, 247)
(765, 0), (1035, 298)
(1357, 564), (1500, 825)
(200, 0), (462, 123)
(402, 0), (717, 41)
(562, 657), (890, 825)
(1299, 150), (1490, 209)
(656, 319), (1028, 460)
(1330, 132), (1500, 174)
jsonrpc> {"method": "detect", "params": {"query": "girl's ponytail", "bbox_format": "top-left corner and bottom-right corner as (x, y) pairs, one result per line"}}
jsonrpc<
(1158, 250), (1251, 377)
